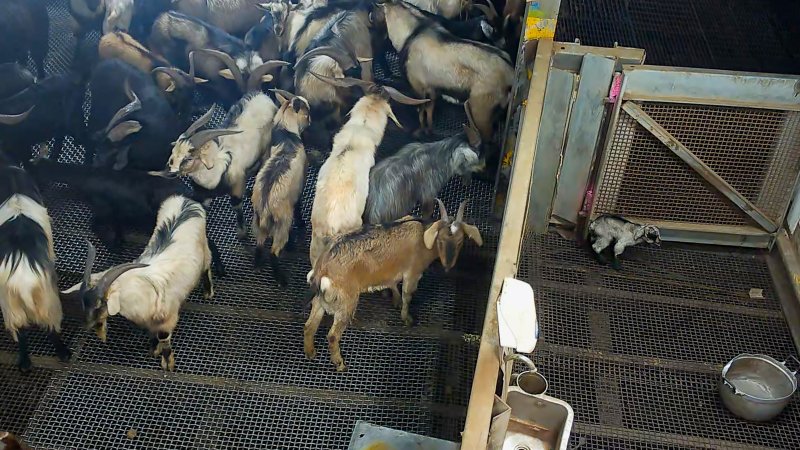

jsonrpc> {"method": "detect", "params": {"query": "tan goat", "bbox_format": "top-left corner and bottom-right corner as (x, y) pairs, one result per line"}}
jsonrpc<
(304, 200), (482, 371)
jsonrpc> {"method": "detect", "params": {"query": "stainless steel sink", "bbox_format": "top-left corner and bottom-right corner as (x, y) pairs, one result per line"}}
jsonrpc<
(503, 387), (574, 450)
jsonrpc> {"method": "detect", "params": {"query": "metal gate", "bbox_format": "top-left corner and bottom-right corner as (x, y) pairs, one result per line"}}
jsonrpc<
(591, 66), (800, 247)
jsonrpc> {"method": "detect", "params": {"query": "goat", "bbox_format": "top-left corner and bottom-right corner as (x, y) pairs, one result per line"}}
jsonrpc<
(245, 8), (282, 63)
(0, 63), (36, 101)
(66, 195), (215, 371)
(588, 215), (661, 270)
(26, 157), (190, 251)
(380, 0), (513, 142)
(68, 0), (106, 38)
(0, 0), (49, 79)
(0, 157), (71, 372)
(308, 75), (428, 266)
(172, 0), (265, 35)
(150, 11), (288, 103)
(305, 200), (482, 371)
(0, 431), (30, 450)
(251, 90), (310, 286)
(262, 0), (363, 57)
(413, 3), (504, 48)
(103, 0), (135, 34)
(88, 59), (184, 171)
(99, 32), (205, 120)
(364, 102), (484, 224)
(0, 72), (87, 164)
(156, 92), (278, 235)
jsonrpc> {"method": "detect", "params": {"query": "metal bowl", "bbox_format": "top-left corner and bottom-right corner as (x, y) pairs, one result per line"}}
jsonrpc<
(719, 354), (797, 422)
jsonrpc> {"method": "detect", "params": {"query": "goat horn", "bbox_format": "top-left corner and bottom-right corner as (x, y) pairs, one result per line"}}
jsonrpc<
(189, 129), (242, 150)
(456, 199), (469, 223)
(247, 60), (290, 91)
(79, 240), (97, 300)
(296, 46), (356, 71)
(436, 198), (449, 222)
(0, 106), (34, 125)
(104, 82), (141, 135)
(194, 48), (245, 91)
(189, 51), (198, 79)
(475, 0), (498, 20)
(383, 86), (430, 105)
(94, 262), (149, 300)
(181, 107), (216, 139)
(308, 71), (374, 90)
(152, 67), (189, 83)
(270, 88), (296, 100)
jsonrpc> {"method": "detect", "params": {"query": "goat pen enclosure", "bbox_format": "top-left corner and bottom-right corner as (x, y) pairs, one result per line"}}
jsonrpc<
(0, 0), (500, 448)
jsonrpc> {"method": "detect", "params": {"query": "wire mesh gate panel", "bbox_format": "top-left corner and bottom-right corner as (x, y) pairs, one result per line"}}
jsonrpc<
(517, 232), (800, 450)
(0, 1), (500, 448)
(591, 66), (800, 246)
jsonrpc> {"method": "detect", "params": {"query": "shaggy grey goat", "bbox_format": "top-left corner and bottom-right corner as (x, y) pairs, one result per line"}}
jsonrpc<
(588, 215), (661, 270)
(364, 102), (484, 224)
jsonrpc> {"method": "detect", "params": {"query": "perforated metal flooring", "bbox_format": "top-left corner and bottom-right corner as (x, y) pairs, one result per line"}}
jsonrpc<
(517, 233), (800, 450)
(0, 1), (496, 448)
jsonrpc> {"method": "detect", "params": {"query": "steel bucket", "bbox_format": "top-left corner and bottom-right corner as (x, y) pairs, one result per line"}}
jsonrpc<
(719, 354), (798, 422)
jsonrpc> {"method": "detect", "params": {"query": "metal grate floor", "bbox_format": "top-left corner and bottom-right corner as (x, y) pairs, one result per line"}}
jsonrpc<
(518, 232), (800, 450)
(556, 0), (800, 74)
(0, 1), (497, 448)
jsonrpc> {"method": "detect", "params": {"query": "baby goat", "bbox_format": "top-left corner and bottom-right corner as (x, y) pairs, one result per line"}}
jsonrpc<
(588, 215), (661, 270)
(66, 195), (215, 371)
(251, 90), (310, 286)
(157, 92), (278, 235)
(364, 101), (484, 224)
(305, 200), (482, 371)
(308, 75), (428, 265)
(0, 157), (71, 372)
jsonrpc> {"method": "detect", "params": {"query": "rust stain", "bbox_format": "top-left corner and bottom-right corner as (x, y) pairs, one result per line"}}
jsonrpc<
(363, 442), (394, 450)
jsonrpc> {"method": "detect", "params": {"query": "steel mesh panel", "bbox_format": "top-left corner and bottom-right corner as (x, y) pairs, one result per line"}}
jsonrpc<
(594, 102), (800, 226)
(0, 367), (56, 436)
(515, 232), (800, 448)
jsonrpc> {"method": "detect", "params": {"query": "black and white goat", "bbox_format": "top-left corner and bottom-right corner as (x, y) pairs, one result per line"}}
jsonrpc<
(65, 196), (216, 371)
(251, 90), (310, 285)
(150, 11), (288, 103)
(309, 75), (428, 265)
(379, 0), (513, 141)
(88, 59), (184, 171)
(588, 215), (661, 270)
(245, 7), (282, 63)
(0, 63), (36, 101)
(364, 102), (484, 224)
(0, 157), (71, 372)
(157, 92), (278, 235)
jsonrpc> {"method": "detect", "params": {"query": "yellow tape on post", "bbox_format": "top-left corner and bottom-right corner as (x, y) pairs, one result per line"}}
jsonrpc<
(524, 1), (556, 40)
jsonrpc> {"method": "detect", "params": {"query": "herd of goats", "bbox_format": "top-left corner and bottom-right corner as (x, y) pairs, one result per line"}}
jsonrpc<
(0, 0), (523, 377)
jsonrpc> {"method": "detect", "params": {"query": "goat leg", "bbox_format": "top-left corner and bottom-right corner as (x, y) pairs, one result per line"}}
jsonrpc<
(230, 196), (247, 239)
(293, 201), (306, 230)
(401, 273), (422, 327)
(591, 238), (611, 265)
(157, 331), (175, 372)
(269, 253), (289, 287)
(611, 242), (626, 271)
(421, 200), (435, 220)
(202, 267), (215, 300)
(150, 334), (161, 356)
(253, 244), (266, 271)
(48, 331), (72, 362)
(303, 298), (325, 360)
(328, 306), (354, 372)
(15, 329), (32, 373)
(207, 237), (226, 277)
(390, 285), (401, 308)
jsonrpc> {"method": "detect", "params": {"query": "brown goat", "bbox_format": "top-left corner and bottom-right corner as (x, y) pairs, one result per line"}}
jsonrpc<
(304, 200), (482, 371)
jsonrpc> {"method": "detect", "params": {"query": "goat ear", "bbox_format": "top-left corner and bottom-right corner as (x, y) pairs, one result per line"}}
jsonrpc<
(424, 221), (444, 249)
(107, 120), (142, 142)
(112, 147), (131, 171)
(274, 91), (289, 105)
(107, 294), (121, 316)
(218, 69), (236, 80)
(462, 224), (483, 246)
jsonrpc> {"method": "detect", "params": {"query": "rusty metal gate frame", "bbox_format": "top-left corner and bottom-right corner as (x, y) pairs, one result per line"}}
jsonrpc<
(590, 65), (800, 248)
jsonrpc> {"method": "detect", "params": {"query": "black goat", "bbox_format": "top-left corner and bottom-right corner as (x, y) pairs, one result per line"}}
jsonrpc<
(0, 0), (49, 79)
(0, 63), (36, 101)
(87, 59), (184, 171)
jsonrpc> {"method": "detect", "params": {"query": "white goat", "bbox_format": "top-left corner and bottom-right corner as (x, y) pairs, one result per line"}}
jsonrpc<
(308, 76), (428, 265)
(588, 215), (661, 270)
(0, 163), (71, 372)
(157, 92), (278, 235)
(66, 195), (213, 371)
(103, 0), (134, 34)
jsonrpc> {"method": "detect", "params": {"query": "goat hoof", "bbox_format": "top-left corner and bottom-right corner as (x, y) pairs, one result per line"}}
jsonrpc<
(161, 354), (176, 372)
(305, 348), (317, 360)
(18, 359), (32, 373)
(611, 262), (622, 271)
(57, 349), (72, 363)
(203, 290), (214, 300)
(334, 361), (347, 372)
(403, 315), (414, 327)
(236, 228), (248, 240)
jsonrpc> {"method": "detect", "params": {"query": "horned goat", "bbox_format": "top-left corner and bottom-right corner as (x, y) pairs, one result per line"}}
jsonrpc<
(251, 90), (310, 286)
(245, 7), (282, 63)
(88, 59), (184, 171)
(0, 156), (71, 372)
(305, 200), (482, 371)
(156, 92), (278, 235)
(66, 195), (215, 371)
(150, 11), (289, 103)
(364, 102), (484, 224)
(0, 63), (36, 101)
(172, 0), (265, 35)
(588, 215), (661, 270)
(99, 32), (205, 119)
(380, 0), (513, 141)
(0, 0), (49, 79)
(308, 75), (428, 266)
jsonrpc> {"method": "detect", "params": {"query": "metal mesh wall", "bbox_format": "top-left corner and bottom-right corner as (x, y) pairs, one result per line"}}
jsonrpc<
(0, 0), (497, 447)
(594, 101), (800, 226)
(517, 232), (800, 449)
